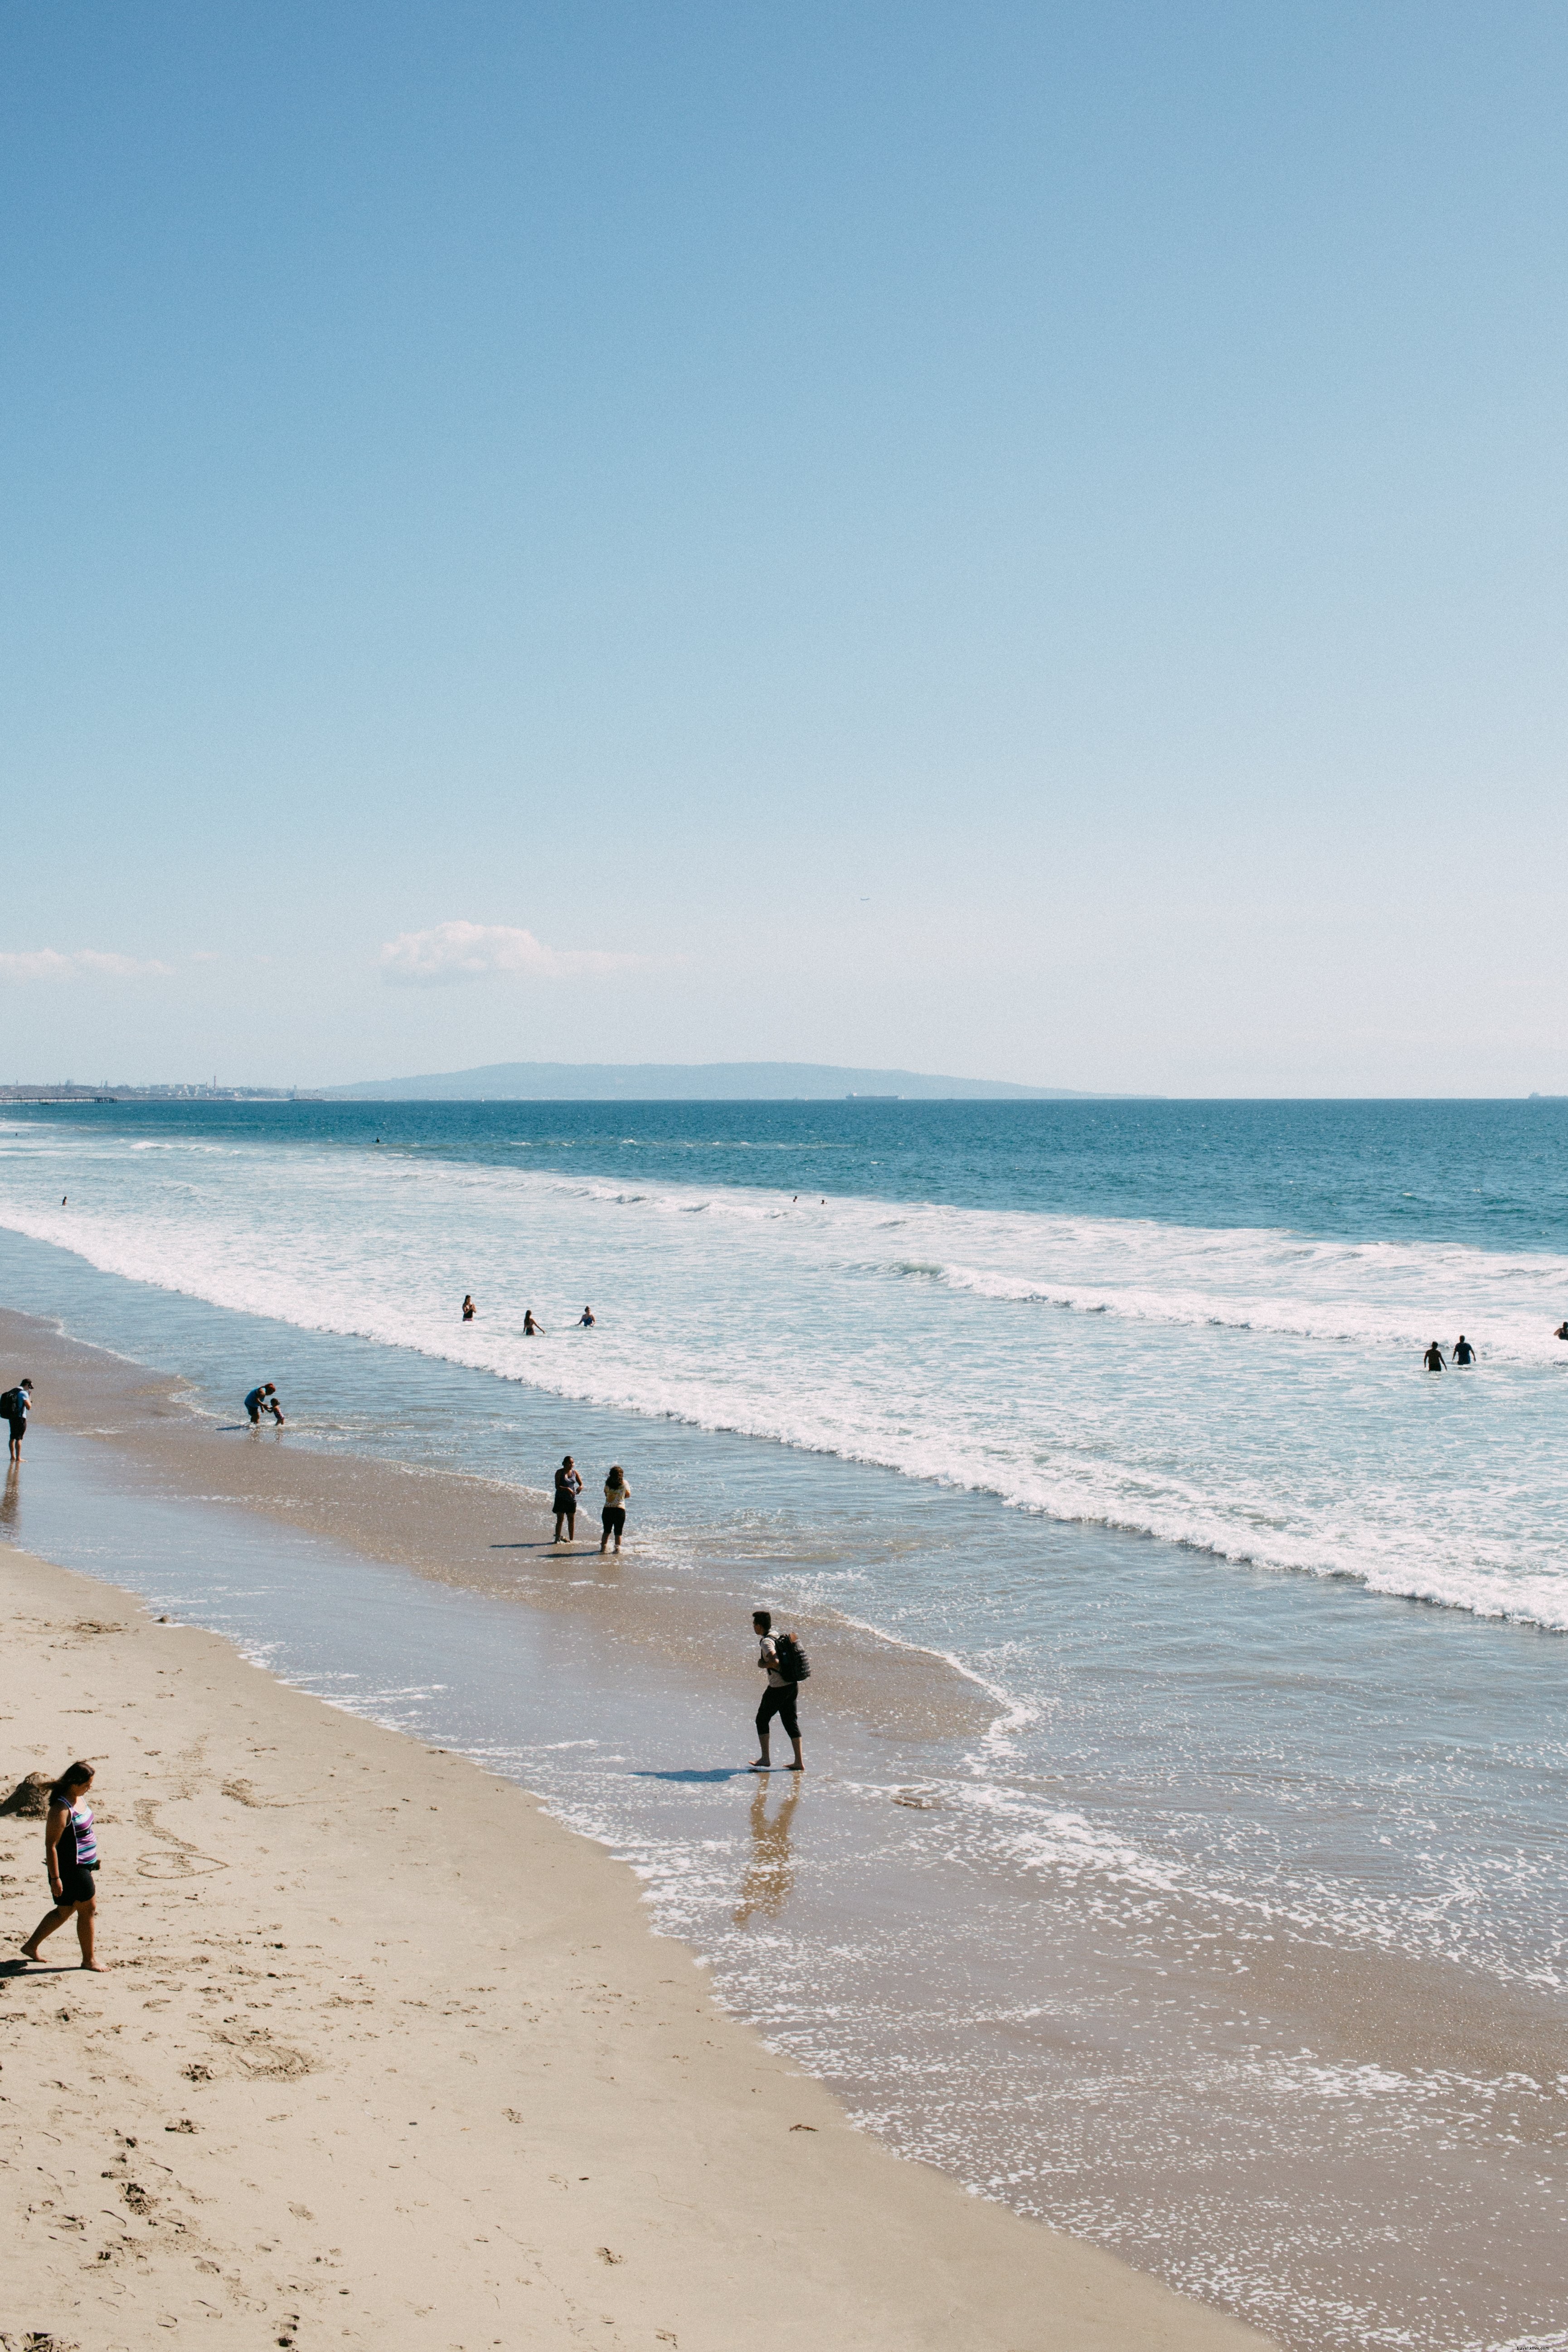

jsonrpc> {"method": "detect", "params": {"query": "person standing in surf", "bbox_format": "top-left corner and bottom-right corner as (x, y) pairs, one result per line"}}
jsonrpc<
(553, 1455), (582, 1542)
(600, 1465), (630, 1553)
(750, 1610), (805, 1774)
(2, 1377), (33, 1463)
(20, 1761), (105, 1970)
(1423, 1341), (1447, 1371)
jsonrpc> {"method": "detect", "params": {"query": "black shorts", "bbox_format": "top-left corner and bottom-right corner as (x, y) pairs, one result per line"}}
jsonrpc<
(602, 1505), (626, 1533)
(7, 1417), (25, 1444)
(756, 1684), (801, 1740)
(554, 1492), (577, 1516)
(56, 1865), (97, 1905)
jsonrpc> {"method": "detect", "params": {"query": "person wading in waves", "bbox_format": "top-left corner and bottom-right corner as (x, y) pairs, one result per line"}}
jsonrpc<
(749, 1610), (806, 1774)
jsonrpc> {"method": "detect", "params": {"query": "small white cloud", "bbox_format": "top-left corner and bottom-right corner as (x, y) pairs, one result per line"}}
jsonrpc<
(379, 920), (636, 986)
(0, 948), (174, 982)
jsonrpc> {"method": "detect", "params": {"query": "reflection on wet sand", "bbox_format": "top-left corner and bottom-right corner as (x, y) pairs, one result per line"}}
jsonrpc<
(733, 1778), (800, 1928)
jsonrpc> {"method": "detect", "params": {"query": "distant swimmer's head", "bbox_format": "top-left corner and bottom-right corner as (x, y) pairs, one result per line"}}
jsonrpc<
(752, 1609), (772, 1632)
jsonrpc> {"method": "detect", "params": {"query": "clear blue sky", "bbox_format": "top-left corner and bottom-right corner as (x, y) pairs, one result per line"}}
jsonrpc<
(3, 1), (1564, 1093)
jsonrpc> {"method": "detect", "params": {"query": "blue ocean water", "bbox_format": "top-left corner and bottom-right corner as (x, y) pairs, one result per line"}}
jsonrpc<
(3, 1096), (1567, 1620)
(1, 1098), (1565, 2351)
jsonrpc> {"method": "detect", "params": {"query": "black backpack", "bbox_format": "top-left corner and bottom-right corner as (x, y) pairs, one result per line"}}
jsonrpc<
(0, 1390), (20, 1419)
(774, 1633), (811, 1684)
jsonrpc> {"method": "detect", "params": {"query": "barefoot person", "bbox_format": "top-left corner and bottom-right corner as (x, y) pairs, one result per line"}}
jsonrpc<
(2, 1377), (33, 1463)
(750, 1610), (805, 1774)
(600, 1465), (630, 1553)
(553, 1455), (582, 1542)
(245, 1381), (284, 1426)
(20, 1762), (104, 1970)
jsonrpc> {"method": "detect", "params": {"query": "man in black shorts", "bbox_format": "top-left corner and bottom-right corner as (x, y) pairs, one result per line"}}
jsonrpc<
(750, 1610), (804, 1773)
(3, 1378), (33, 1463)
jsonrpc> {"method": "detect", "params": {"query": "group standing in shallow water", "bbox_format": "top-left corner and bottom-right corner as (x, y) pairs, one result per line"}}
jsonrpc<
(458, 1295), (595, 1333)
(547, 1455), (632, 1552)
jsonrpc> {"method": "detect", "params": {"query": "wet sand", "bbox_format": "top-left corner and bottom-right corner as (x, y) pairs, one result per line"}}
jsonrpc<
(4, 1300), (1565, 2349)
(0, 1540), (1275, 2352)
(0, 1303), (996, 1752)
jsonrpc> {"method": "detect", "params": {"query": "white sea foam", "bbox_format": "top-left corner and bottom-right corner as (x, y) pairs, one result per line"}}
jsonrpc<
(4, 1118), (1568, 1628)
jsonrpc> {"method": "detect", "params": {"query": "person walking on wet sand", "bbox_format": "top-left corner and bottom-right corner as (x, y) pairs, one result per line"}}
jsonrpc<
(600, 1465), (630, 1553)
(553, 1455), (582, 1542)
(2, 1377), (33, 1463)
(20, 1761), (104, 1970)
(750, 1610), (805, 1774)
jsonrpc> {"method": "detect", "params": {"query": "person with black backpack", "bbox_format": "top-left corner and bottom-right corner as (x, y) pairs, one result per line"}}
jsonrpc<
(750, 1609), (807, 1773)
(2, 1378), (33, 1463)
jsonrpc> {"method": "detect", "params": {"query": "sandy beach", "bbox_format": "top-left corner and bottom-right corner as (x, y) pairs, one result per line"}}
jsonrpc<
(1, 1536), (1276, 2352)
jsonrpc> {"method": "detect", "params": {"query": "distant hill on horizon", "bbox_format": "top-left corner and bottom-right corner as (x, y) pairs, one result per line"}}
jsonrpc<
(326, 1059), (1124, 1102)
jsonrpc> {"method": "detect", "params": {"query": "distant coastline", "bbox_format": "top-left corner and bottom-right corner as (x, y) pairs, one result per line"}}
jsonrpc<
(322, 1058), (1143, 1102)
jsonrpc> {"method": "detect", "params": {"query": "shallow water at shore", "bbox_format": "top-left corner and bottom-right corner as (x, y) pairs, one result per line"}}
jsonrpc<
(2, 1240), (1565, 2348)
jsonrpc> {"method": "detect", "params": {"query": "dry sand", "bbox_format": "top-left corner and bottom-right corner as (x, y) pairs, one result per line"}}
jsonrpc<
(0, 1542), (1276, 2352)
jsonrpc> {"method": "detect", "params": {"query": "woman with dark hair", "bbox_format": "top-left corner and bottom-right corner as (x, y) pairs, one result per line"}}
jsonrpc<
(600, 1465), (630, 1554)
(20, 1762), (104, 1969)
(553, 1455), (582, 1543)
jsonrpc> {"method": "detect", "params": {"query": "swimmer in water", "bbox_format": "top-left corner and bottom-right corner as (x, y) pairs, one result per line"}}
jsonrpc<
(524, 1311), (541, 1336)
(1452, 1334), (1476, 1366)
(1423, 1341), (1447, 1372)
(577, 1306), (595, 1327)
(1555, 1322), (1568, 1341)
(461, 1294), (476, 1322)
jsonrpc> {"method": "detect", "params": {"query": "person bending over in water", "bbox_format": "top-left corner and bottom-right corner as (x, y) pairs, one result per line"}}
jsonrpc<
(750, 1610), (805, 1774)
(461, 1294), (476, 1322)
(524, 1311), (542, 1336)
(1423, 1341), (1447, 1372)
(1452, 1334), (1476, 1366)
(21, 1761), (105, 1970)
(1555, 1322), (1568, 1342)
(600, 1464), (630, 1552)
(245, 1381), (283, 1426)
(553, 1455), (582, 1542)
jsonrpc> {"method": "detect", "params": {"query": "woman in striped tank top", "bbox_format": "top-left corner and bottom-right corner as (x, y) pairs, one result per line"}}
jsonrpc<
(20, 1761), (104, 1970)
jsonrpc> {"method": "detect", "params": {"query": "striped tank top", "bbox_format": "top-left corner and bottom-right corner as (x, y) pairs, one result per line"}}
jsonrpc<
(61, 1803), (98, 1871)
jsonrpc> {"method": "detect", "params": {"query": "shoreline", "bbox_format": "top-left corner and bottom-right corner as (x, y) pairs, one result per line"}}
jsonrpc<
(0, 1537), (1272, 2351)
(5, 1293), (1566, 2349)
(0, 1301), (997, 1751)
